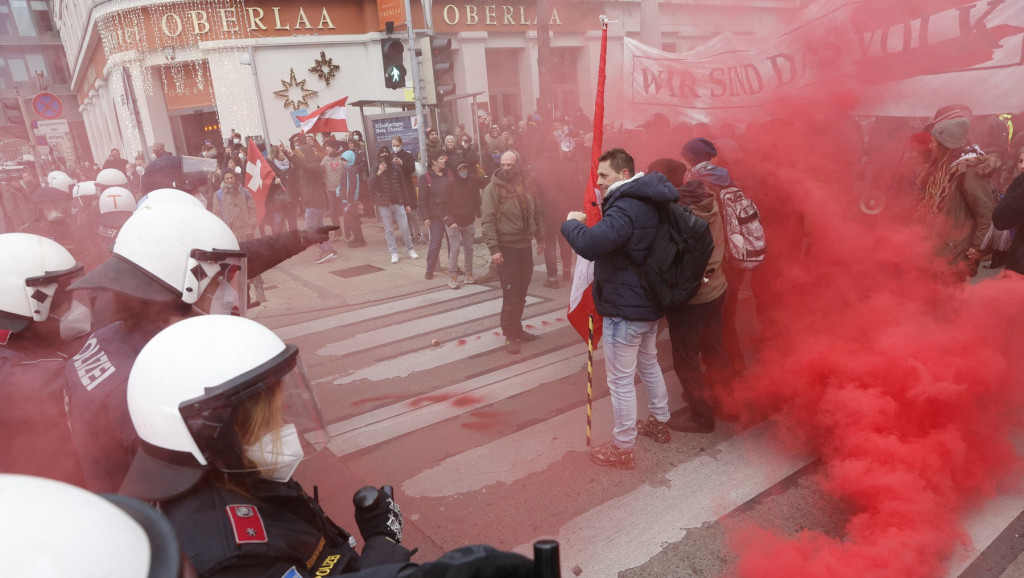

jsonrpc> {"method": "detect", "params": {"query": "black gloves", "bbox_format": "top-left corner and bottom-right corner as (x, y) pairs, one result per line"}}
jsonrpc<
(300, 225), (340, 247)
(353, 485), (403, 543)
(407, 545), (534, 578)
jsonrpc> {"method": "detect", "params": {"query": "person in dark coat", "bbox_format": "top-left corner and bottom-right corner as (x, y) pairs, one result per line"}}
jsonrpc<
(369, 146), (418, 264)
(418, 150), (452, 281)
(560, 148), (673, 470)
(992, 148), (1024, 275)
(442, 156), (487, 285)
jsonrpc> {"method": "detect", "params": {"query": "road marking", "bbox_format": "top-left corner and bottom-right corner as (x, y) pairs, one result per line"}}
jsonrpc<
(326, 346), (584, 456)
(510, 419), (814, 577)
(946, 493), (1024, 577)
(320, 310), (569, 385)
(315, 297), (540, 357)
(274, 284), (492, 340)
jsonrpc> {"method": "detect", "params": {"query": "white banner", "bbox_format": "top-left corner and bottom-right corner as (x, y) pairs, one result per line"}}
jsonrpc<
(623, 0), (1024, 125)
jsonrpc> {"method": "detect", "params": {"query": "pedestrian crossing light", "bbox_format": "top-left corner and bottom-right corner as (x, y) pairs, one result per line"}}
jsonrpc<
(381, 39), (407, 90)
(430, 37), (456, 102)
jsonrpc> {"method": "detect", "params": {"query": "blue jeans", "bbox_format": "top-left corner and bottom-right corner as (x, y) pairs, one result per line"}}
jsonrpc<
(378, 204), (413, 254)
(448, 223), (475, 275)
(602, 316), (670, 450)
(304, 208), (335, 254)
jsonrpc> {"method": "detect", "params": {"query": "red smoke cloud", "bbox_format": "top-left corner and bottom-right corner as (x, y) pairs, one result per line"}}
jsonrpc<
(704, 85), (1024, 576)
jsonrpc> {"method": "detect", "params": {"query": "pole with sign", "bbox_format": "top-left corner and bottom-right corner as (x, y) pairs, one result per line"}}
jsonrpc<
(402, 0), (426, 165)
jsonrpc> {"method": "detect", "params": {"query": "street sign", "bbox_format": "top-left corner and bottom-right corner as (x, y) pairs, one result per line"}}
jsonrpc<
(31, 92), (63, 120)
(36, 119), (69, 135)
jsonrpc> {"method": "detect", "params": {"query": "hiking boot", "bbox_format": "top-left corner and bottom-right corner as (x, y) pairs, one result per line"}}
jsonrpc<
(543, 278), (560, 289)
(589, 442), (635, 470)
(667, 410), (715, 434)
(316, 250), (338, 264)
(636, 415), (671, 444)
(464, 268), (475, 284)
(408, 249), (419, 259)
(504, 337), (521, 355)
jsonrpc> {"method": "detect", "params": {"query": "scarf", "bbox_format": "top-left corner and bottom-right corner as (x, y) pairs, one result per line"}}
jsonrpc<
(273, 157), (291, 171)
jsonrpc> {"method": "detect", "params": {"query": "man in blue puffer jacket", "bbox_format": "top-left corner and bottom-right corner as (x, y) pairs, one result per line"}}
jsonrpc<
(561, 147), (675, 470)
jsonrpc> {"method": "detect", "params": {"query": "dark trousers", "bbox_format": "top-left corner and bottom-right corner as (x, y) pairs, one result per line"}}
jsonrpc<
(543, 224), (572, 279)
(326, 191), (343, 229)
(425, 217), (447, 275)
(498, 245), (533, 337)
(665, 293), (732, 421)
(722, 264), (748, 374)
(343, 204), (364, 243)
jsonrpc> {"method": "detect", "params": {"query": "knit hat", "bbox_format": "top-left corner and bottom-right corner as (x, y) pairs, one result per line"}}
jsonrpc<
(929, 117), (970, 149)
(680, 138), (717, 164)
(340, 150), (355, 165)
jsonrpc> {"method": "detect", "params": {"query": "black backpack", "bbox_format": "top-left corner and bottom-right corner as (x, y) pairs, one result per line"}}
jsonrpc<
(638, 201), (715, 311)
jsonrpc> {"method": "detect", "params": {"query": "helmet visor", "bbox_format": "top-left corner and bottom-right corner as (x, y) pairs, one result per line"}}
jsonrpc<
(25, 262), (85, 322)
(178, 345), (328, 473)
(188, 249), (247, 316)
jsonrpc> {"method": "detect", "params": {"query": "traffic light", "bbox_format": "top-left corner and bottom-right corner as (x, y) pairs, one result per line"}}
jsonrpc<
(381, 39), (407, 90)
(429, 37), (456, 102)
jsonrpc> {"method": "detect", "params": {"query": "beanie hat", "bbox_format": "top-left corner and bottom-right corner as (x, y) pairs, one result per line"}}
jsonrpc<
(340, 150), (355, 165)
(680, 138), (718, 164)
(929, 117), (970, 149)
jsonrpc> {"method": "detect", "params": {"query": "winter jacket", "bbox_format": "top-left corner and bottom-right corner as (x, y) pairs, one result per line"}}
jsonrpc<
(687, 193), (726, 305)
(368, 162), (413, 207)
(161, 478), (411, 577)
(480, 172), (544, 253)
(213, 186), (257, 240)
(561, 172), (677, 321)
(292, 146), (327, 210)
(340, 164), (362, 205)
(418, 168), (450, 221)
(928, 150), (997, 266)
(442, 174), (487, 227)
(993, 173), (1024, 275)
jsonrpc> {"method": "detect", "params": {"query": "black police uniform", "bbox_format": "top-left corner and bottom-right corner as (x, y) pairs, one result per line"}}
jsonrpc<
(162, 478), (412, 578)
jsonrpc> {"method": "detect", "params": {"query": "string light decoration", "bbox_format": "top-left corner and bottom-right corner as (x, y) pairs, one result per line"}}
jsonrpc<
(273, 67), (318, 110)
(309, 51), (340, 86)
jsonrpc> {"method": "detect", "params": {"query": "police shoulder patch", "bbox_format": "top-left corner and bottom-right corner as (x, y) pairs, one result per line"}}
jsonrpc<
(226, 504), (267, 544)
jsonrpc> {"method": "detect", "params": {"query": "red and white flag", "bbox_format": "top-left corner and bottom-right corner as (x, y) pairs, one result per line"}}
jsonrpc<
(243, 139), (274, 224)
(567, 20), (609, 346)
(297, 97), (349, 135)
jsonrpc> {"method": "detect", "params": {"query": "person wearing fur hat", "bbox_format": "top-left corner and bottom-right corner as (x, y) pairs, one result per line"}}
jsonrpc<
(918, 107), (998, 280)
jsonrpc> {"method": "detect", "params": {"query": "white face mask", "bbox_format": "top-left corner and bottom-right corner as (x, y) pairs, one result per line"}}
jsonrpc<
(233, 139), (241, 144)
(391, 145), (401, 153)
(244, 423), (304, 483)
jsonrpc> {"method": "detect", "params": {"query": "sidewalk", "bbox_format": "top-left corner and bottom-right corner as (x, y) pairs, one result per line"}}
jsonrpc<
(247, 220), (497, 320)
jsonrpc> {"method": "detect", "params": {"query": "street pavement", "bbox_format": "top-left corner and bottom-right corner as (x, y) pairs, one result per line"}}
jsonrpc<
(245, 222), (1024, 577)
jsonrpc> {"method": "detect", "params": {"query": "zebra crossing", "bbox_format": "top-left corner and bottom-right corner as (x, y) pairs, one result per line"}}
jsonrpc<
(271, 283), (1024, 578)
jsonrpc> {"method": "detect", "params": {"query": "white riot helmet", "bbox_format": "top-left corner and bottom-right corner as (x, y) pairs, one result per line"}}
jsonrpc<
(96, 167), (129, 191)
(97, 186), (137, 229)
(122, 315), (327, 500)
(135, 187), (205, 212)
(72, 180), (97, 201)
(0, 474), (186, 578)
(71, 202), (247, 315)
(0, 233), (83, 335)
(46, 170), (76, 194)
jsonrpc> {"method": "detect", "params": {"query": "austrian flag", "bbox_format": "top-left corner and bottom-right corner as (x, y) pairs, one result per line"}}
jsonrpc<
(297, 97), (349, 134)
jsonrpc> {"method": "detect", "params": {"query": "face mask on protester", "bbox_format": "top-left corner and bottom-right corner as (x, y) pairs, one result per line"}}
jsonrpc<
(497, 164), (520, 181)
(243, 423), (304, 483)
(391, 145), (401, 153)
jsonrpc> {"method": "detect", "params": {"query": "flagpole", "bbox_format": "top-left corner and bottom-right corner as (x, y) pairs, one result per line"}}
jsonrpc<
(585, 15), (609, 447)
(244, 46), (271, 150)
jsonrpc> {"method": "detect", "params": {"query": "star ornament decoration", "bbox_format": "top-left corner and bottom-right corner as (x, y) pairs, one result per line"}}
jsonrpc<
(309, 51), (340, 86)
(274, 68), (318, 111)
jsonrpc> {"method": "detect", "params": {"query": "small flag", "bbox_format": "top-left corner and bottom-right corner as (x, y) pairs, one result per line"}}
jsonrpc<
(243, 139), (275, 225)
(297, 97), (349, 135)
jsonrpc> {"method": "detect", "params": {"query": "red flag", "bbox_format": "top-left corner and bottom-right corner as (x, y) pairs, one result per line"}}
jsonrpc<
(567, 18), (609, 346)
(296, 97), (349, 135)
(243, 139), (274, 225)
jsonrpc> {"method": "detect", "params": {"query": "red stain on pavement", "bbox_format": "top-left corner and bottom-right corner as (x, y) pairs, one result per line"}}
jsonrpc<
(457, 339), (468, 346)
(451, 395), (481, 407)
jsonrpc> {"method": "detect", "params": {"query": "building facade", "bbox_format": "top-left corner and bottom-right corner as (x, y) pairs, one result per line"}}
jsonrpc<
(55, 0), (806, 163)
